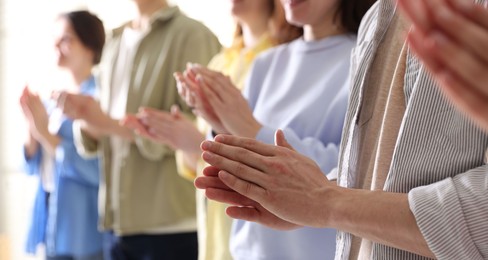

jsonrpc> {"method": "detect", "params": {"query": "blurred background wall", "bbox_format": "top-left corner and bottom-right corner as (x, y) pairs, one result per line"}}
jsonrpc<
(0, 1), (233, 259)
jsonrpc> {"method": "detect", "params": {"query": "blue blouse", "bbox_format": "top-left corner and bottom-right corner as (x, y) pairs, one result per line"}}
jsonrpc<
(23, 76), (103, 257)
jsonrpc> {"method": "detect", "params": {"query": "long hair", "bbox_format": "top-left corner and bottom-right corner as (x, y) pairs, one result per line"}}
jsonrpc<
(334, 0), (377, 34)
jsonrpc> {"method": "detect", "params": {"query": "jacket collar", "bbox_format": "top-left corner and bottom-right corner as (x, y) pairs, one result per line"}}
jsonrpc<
(109, 6), (180, 38)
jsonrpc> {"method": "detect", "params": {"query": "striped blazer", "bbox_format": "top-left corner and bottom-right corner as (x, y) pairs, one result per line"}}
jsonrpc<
(336, 1), (488, 259)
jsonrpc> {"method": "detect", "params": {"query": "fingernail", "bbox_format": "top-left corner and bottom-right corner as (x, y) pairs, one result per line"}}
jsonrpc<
(202, 151), (214, 160)
(201, 141), (212, 150)
(218, 170), (229, 180)
(214, 135), (225, 142)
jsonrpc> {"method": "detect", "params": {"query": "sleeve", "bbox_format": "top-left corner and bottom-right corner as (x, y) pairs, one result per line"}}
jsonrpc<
(72, 120), (100, 159)
(242, 53), (267, 111)
(132, 134), (171, 161)
(254, 86), (349, 177)
(408, 165), (488, 260)
(175, 150), (197, 181)
(55, 137), (99, 187)
(22, 145), (42, 176)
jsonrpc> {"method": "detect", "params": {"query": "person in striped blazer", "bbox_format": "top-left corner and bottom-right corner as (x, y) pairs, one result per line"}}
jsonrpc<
(194, 0), (488, 259)
(401, 0), (488, 134)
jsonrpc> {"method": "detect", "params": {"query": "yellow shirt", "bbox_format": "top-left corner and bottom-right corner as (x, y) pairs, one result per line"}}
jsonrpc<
(175, 34), (274, 260)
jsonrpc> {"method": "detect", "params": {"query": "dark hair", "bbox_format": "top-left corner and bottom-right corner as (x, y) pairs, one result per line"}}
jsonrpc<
(60, 10), (106, 65)
(233, 0), (302, 46)
(335, 0), (377, 34)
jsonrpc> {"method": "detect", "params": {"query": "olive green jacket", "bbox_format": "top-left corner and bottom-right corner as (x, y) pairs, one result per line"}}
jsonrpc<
(73, 6), (221, 235)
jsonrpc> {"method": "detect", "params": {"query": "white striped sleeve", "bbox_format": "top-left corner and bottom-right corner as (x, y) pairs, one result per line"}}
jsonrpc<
(408, 165), (488, 260)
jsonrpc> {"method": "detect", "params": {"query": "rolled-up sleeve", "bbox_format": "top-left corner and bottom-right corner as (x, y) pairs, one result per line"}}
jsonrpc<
(408, 165), (488, 260)
(23, 145), (42, 176)
(72, 120), (99, 159)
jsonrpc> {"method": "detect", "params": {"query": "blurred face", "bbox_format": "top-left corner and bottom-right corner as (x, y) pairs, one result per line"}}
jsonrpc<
(52, 18), (93, 70)
(231, 0), (272, 24)
(280, 0), (339, 27)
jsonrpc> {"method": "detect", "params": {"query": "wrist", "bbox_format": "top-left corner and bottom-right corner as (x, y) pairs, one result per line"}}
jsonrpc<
(318, 184), (345, 228)
(35, 128), (51, 142)
(239, 120), (262, 138)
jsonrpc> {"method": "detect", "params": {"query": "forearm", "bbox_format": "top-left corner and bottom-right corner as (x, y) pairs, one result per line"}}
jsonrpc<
(80, 117), (134, 141)
(36, 131), (61, 157)
(327, 187), (434, 258)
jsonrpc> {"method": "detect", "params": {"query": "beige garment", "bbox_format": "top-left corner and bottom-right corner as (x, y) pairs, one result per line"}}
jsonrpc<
(349, 14), (410, 259)
(174, 35), (275, 260)
(73, 6), (221, 235)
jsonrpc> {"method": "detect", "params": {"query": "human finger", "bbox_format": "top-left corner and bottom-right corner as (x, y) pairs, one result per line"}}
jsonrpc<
(194, 175), (234, 191)
(407, 27), (443, 74)
(217, 170), (268, 206)
(202, 165), (221, 177)
(121, 115), (141, 129)
(421, 30), (488, 97)
(170, 104), (182, 119)
(425, 0), (488, 62)
(190, 65), (224, 80)
(121, 116), (151, 137)
(274, 129), (297, 151)
(211, 134), (278, 157)
(206, 188), (259, 207)
(197, 75), (224, 111)
(196, 74), (225, 103)
(397, 0), (433, 33)
(174, 72), (188, 98)
(226, 205), (300, 230)
(447, 0), (488, 28)
(201, 149), (270, 189)
(185, 63), (198, 82)
(51, 90), (68, 110)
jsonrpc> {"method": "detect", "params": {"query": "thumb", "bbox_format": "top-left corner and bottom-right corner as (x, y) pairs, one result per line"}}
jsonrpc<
(274, 129), (295, 151)
(171, 104), (181, 119)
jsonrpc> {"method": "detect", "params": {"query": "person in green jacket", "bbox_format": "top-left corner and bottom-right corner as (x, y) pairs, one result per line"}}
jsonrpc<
(54, 0), (221, 259)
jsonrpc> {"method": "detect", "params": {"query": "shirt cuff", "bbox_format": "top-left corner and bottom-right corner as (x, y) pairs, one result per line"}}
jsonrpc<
(175, 150), (197, 181)
(408, 177), (483, 259)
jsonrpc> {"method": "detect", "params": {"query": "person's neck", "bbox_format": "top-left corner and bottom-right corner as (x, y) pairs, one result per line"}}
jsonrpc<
(68, 66), (92, 90)
(303, 21), (345, 41)
(241, 19), (268, 49)
(132, 0), (168, 30)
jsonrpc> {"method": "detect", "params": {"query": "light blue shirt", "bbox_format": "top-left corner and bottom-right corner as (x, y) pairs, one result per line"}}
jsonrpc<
(230, 35), (356, 260)
(23, 76), (103, 257)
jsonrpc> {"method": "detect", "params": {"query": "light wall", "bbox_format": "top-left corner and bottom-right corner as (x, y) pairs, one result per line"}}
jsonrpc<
(0, 1), (233, 259)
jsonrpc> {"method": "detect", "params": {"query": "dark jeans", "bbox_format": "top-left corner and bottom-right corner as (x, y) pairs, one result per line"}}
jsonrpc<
(46, 251), (103, 260)
(103, 231), (198, 260)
